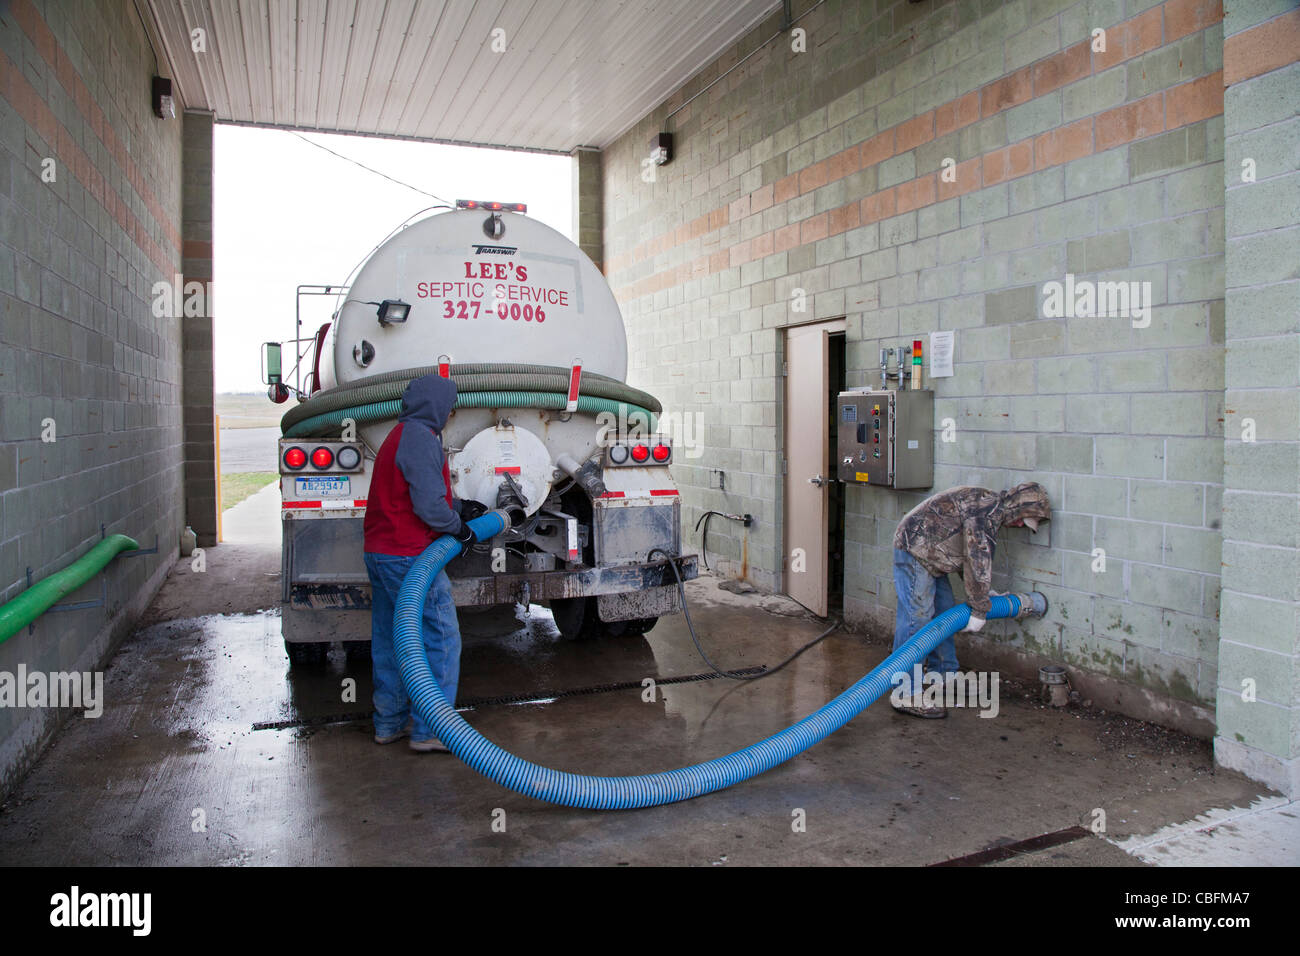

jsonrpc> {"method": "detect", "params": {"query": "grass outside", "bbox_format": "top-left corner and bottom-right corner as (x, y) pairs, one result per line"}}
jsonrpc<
(222, 472), (278, 511)
(217, 393), (287, 429)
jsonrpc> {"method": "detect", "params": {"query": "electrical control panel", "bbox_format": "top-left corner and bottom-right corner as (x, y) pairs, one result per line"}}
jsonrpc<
(836, 389), (933, 489)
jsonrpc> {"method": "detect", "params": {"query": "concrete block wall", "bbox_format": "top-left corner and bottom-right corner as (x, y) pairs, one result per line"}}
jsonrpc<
(0, 0), (184, 794)
(1212, 1), (1300, 796)
(599, 0), (1272, 734)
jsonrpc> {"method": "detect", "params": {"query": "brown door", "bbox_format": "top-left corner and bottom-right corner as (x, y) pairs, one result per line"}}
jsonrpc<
(784, 319), (845, 616)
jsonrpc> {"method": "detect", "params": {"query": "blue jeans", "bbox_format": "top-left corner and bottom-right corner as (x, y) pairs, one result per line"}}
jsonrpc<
(892, 548), (959, 689)
(365, 552), (461, 742)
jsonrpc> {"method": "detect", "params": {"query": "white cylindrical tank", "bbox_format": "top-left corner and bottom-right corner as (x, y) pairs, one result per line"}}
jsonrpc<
(322, 208), (634, 516)
(325, 208), (627, 388)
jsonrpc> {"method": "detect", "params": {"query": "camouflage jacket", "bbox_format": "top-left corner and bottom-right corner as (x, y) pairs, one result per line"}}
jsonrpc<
(893, 483), (1052, 615)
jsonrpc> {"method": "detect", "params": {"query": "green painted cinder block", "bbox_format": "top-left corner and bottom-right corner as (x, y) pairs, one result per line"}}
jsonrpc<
(1219, 590), (1298, 656)
(1132, 213), (1209, 265)
(1126, 36), (1206, 103)
(1063, 67), (1127, 124)
(1224, 283), (1300, 339)
(1066, 150), (1130, 200)
(1036, 434), (1095, 472)
(1168, 255), (1225, 303)
(1066, 231), (1133, 273)
(1009, 318), (1066, 358)
(1095, 435), (1164, 478)
(1065, 394), (1131, 433)
(1161, 607), (1218, 659)
(1097, 352), (1167, 392)
(983, 284), (1039, 324)
(1095, 517), (1165, 564)
(1226, 336), (1298, 389)
(1129, 564), (1208, 615)
(1132, 392), (1210, 437)
(1166, 162), (1225, 216)
(1131, 645), (1204, 702)
(1223, 388), (1300, 442)
(1131, 125), (1209, 180)
(1223, 440), (1300, 494)
(1062, 627), (1128, 678)
(1065, 473), (1130, 516)
(1036, 355), (1099, 393)
(1165, 437), (1224, 482)
(1098, 179), (1166, 228)
(1218, 641), (1292, 706)
(1162, 526), (1224, 574)
(1215, 691), (1291, 756)
(1222, 489), (1300, 548)
(1012, 167), (1067, 214)
(1006, 91), (1063, 143)
(1225, 64), (1300, 136)
(1225, 116), (1299, 186)
(1220, 540), (1299, 603)
(1227, 172), (1300, 238)
(961, 184), (1011, 227)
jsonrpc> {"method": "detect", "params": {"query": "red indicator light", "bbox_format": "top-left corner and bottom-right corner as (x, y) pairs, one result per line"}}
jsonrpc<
(311, 447), (334, 469)
(630, 444), (650, 463)
(652, 444), (670, 462)
(284, 447), (307, 470)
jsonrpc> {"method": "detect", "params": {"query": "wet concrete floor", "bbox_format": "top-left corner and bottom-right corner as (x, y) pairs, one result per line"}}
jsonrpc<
(0, 488), (1277, 866)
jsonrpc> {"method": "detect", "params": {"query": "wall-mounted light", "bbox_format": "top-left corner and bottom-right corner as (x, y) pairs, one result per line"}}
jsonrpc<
(152, 76), (175, 119)
(649, 132), (673, 166)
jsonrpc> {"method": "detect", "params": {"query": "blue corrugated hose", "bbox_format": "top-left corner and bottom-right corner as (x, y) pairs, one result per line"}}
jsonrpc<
(394, 510), (1045, 809)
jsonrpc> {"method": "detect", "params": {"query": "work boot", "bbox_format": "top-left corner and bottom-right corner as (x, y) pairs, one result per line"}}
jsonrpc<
(374, 718), (413, 745)
(410, 735), (451, 753)
(891, 693), (948, 719)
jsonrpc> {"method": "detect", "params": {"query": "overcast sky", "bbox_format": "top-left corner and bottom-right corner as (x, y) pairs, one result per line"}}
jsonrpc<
(212, 125), (572, 393)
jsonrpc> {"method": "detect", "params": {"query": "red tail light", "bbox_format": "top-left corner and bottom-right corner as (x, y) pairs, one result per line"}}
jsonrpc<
(311, 447), (334, 470)
(652, 443), (671, 463)
(284, 447), (307, 470)
(630, 444), (650, 463)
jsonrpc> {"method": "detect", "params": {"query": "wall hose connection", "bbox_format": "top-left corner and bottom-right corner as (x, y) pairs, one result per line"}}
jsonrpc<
(395, 510), (1048, 809)
(280, 363), (661, 438)
(0, 535), (139, 644)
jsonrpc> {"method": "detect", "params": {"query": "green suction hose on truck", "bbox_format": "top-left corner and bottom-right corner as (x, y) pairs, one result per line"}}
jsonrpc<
(263, 204), (697, 666)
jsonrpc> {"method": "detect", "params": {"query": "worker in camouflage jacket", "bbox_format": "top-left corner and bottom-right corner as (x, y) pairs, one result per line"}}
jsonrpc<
(890, 482), (1051, 718)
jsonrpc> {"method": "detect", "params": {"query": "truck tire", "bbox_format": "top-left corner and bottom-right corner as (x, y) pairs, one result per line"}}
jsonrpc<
(344, 640), (372, 664)
(607, 616), (658, 637)
(549, 597), (602, 641)
(284, 639), (326, 667)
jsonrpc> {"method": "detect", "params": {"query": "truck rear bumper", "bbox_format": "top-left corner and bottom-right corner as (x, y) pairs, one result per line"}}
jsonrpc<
(283, 556), (698, 643)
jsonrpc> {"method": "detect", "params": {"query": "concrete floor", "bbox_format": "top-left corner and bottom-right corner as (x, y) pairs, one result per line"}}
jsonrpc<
(0, 484), (1288, 866)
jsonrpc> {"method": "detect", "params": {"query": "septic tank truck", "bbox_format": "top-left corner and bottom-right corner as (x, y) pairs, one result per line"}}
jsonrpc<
(261, 201), (697, 665)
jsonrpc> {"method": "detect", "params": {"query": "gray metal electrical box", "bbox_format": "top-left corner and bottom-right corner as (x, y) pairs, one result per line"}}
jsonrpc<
(836, 389), (933, 489)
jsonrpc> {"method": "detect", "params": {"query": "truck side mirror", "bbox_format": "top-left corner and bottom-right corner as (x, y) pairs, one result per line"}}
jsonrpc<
(262, 342), (282, 386)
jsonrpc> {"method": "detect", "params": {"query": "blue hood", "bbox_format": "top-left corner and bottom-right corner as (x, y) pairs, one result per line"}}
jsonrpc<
(398, 374), (458, 434)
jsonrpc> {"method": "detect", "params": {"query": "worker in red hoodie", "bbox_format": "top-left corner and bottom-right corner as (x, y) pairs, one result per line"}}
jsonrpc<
(363, 374), (482, 752)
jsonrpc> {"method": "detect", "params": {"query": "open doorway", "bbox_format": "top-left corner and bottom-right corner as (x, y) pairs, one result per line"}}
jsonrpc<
(783, 320), (847, 618)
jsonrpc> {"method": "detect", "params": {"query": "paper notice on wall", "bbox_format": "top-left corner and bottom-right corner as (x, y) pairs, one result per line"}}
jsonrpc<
(929, 330), (955, 378)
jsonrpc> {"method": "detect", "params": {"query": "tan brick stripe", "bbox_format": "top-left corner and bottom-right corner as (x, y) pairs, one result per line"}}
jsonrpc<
(5, 0), (182, 274)
(610, 0), (1224, 294)
(1223, 6), (1300, 86)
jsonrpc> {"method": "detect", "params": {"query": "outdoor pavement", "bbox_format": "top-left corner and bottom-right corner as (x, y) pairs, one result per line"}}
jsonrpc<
(0, 483), (1293, 866)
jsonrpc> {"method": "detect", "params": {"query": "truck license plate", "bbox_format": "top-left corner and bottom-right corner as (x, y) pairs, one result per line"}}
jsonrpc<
(295, 477), (351, 498)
